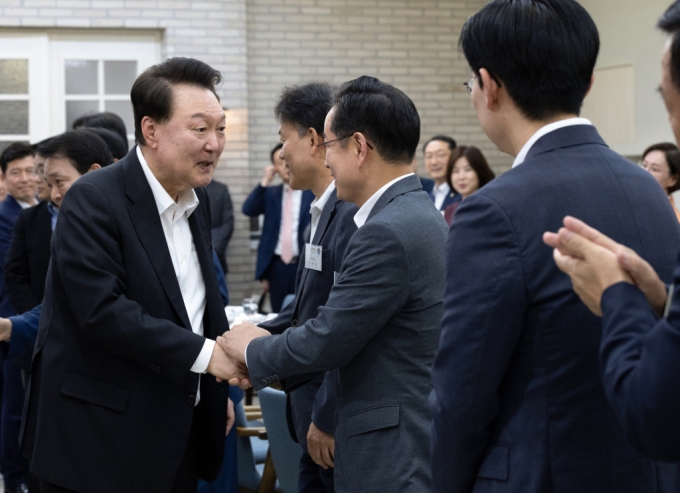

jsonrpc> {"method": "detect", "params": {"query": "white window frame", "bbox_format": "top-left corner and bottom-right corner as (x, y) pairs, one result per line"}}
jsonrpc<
(0, 33), (50, 144)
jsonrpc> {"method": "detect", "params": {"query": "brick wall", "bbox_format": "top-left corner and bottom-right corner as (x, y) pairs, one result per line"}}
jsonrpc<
(0, 0), (509, 303)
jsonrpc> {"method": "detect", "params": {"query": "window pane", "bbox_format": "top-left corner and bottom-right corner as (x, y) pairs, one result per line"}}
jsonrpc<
(104, 61), (137, 95)
(66, 100), (99, 129)
(0, 101), (28, 134)
(65, 60), (98, 95)
(0, 60), (28, 94)
(104, 100), (134, 137)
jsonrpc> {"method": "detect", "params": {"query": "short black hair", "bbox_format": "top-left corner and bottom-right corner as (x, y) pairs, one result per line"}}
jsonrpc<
(73, 112), (128, 152)
(131, 57), (222, 146)
(659, 1), (680, 89)
(270, 143), (283, 164)
(331, 76), (420, 164)
(87, 127), (128, 160)
(32, 137), (55, 157)
(423, 135), (457, 154)
(460, 0), (600, 121)
(274, 82), (335, 136)
(39, 129), (114, 176)
(1, 142), (34, 174)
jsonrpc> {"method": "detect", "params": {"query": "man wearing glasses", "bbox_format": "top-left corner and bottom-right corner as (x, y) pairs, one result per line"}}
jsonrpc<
(0, 142), (37, 493)
(220, 76), (448, 492)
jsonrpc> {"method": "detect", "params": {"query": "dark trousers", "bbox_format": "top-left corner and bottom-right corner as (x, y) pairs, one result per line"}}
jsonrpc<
(1, 359), (26, 489)
(38, 480), (78, 493)
(266, 256), (298, 312)
(298, 452), (334, 493)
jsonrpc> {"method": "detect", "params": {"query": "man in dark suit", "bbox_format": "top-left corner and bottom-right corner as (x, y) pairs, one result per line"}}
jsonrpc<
(242, 144), (314, 312)
(4, 130), (114, 373)
(543, 0), (680, 462)
(205, 179), (234, 274)
(21, 58), (243, 493)
(430, 2), (680, 493)
(255, 81), (357, 492)
(0, 142), (37, 493)
(422, 135), (460, 210)
(221, 76), (448, 492)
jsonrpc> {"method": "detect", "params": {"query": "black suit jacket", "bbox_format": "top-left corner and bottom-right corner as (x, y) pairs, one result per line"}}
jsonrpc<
(260, 189), (357, 451)
(205, 179), (233, 273)
(5, 201), (52, 314)
(20, 150), (230, 493)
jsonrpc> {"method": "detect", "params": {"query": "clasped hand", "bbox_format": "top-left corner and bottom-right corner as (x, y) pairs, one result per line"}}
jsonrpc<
(206, 321), (271, 389)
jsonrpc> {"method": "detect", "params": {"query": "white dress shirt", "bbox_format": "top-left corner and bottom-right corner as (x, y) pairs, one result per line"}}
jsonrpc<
(16, 199), (32, 209)
(136, 147), (215, 388)
(512, 118), (592, 168)
(310, 181), (336, 241)
(432, 182), (451, 210)
(354, 173), (414, 228)
(274, 184), (302, 257)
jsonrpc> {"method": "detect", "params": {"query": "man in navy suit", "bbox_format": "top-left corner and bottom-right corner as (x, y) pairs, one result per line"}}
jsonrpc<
(257, 81), (357, 493)
(422, 135), (460, 210)
(242, 144), (314, 312)
(0, 142), (36, 493)
(544, 0), (680, 462)
(430, 1), (680, 492)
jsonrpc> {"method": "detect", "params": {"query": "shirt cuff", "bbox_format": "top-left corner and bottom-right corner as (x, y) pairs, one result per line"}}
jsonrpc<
(191, 339), (215, 374)
(244, 341), (250, 368)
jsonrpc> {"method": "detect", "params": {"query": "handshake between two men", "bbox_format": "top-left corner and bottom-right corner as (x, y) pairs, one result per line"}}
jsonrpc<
(206, 322), (271, 389)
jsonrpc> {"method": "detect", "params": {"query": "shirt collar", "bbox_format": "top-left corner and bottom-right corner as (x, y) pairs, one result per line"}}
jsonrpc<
(354, 173), (414, 228)
(16, 199), (32, 209)
(47, 201), (59, 216)
(434, 182), (450, 194)
(136, 146), (199, 218)
(310, 181), (336, 215)
(512, 118), (592, 168)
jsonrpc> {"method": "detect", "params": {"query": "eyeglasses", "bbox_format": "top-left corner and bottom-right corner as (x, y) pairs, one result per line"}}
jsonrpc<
(317, 135), (374, 159)
(463, 76), (476, 95)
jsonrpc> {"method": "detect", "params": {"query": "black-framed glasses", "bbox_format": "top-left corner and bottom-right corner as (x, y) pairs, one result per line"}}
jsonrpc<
(317, 135), (374, 159)
(463, 76), (476, 95)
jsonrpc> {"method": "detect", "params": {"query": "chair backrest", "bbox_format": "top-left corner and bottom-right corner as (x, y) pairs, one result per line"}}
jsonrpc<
(235, 400), (262, 491)
(258, 387), (302, 493)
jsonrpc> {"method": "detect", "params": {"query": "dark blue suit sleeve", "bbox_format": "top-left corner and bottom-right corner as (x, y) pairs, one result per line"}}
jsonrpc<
(6, 303), (41, 361)
(311, 371), (337, 435)
(429, 193), (526, 493)
(599, 281), (680, 461)
(242, 184), (267, 217)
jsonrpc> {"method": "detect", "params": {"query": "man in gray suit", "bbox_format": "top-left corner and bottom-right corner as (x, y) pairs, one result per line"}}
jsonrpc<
(219, 76), (448, 492)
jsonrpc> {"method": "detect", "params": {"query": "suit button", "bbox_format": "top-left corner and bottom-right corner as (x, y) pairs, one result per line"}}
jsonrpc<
(163, 369), (170, 377)
(151, 364), (159, 372)
(292, 319), (298, 327)
(261, 378), (267, 386)
(186, 394), (196, 405)
(273, 374), (279, 381)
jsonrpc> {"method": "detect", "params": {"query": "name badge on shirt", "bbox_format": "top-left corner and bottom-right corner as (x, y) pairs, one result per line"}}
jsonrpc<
(305, 244), (323, 272)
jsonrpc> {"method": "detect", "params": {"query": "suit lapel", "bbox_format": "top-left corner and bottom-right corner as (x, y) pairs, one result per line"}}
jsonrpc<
(291, 191), (341, 316)
(124, 153), (192, 331)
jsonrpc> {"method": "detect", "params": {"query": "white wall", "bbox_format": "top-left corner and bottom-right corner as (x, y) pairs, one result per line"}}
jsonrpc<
(580, 0), (675, 157)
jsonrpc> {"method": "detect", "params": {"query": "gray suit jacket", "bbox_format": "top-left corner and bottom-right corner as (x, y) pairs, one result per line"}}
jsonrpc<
(247, 174), (448, 492)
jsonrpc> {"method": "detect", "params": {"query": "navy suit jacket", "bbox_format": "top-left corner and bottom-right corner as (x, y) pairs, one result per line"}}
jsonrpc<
(242, 184), (314, 280)
(598, 262), (680, 461)
(0, 195), (25, 317)
(419, 176), (435, 195)
(259, 188), (357, 452)
(430, 125), (680, 493)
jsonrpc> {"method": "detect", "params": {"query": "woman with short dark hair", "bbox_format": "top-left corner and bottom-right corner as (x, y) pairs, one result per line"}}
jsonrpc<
(443, 145), (495, 225)
(641, 142), (680, 222)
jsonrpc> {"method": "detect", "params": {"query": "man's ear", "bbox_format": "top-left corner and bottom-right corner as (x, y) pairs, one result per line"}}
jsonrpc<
(308, 127), (323, 157)
(584, 73), (595, 98)
(352, 133), (370, 168)
(87, 163), (101, 172)
(479, 68), (501, 112)
(141, 116), (159, 148)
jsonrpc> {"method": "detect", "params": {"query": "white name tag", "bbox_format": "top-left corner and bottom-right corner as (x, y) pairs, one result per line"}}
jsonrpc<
(305, 243), (323, 272)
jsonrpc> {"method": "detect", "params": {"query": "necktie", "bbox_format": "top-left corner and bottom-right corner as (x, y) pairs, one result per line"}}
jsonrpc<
(281, 186), (294, 264)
